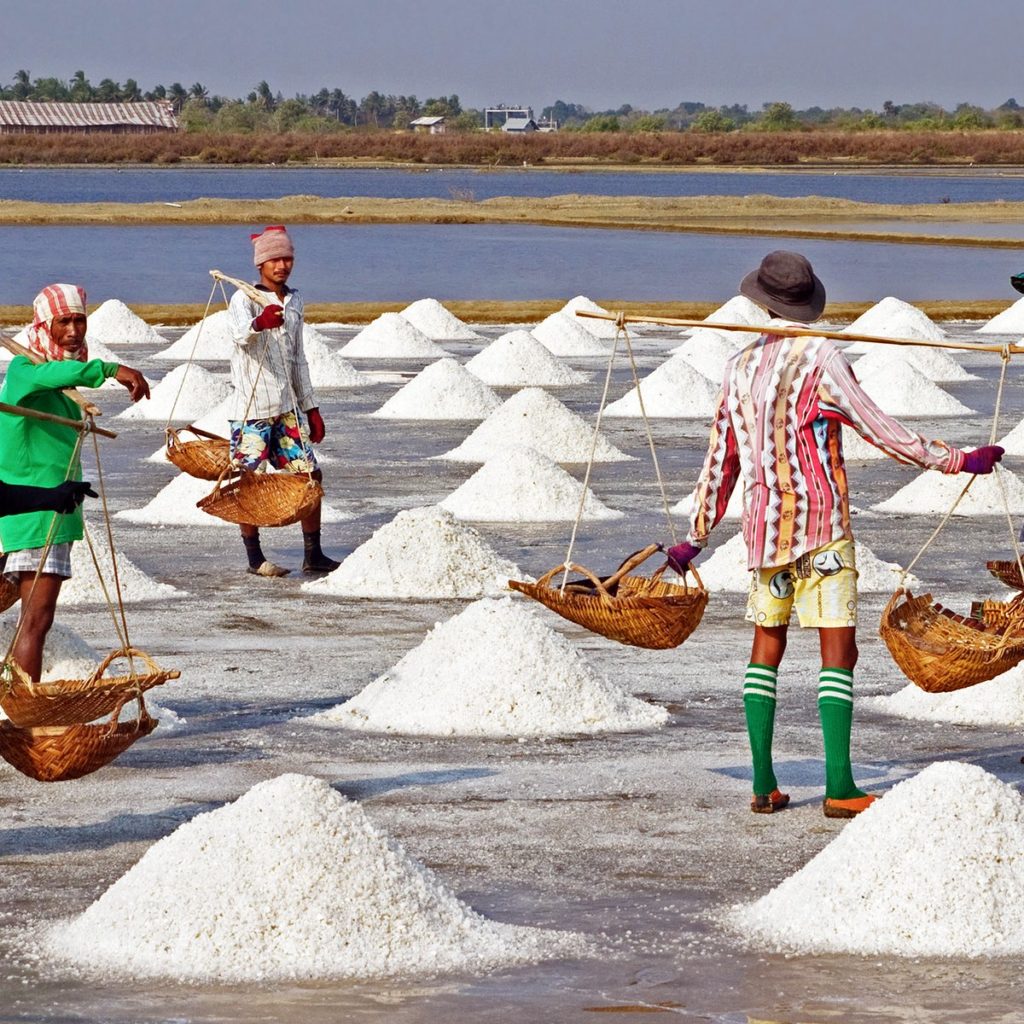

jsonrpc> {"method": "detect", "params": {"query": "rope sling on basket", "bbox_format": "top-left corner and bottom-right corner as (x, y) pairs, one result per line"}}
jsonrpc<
(165, 423), (232, 481)
(508, 314), (708, 650)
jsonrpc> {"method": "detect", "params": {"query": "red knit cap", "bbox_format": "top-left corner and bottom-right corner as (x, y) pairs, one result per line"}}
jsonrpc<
(251, 225), (295, 266)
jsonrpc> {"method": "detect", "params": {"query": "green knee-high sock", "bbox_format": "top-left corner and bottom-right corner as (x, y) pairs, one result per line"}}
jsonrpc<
(818, 667), (866, 800)
(744, 663), (779, 795)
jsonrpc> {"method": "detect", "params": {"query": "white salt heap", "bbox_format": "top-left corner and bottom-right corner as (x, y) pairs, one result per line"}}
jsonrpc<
(844, 297), (946, 354)
(301, 324), (369, 388)
(47, 773), (580, 981)
(604, 356), (718, 418)
(115, 363), (232, 422)
(340, 313), (447, 359)
(0, 618), (99, 682)
(852, 345), (975, 383)
(399, 298), (479, 341)
(857, 360), (972, 417)
(671, 485), (743, 521)
(874, 466), (1024, 516)
(465, 330), (586, 387)
(84, 299), (164, 346)
(302, 506), (525, 598)
(59, 532), (184, 604)
(372, 359), (500, 420)
(155, 310), (234, 361)
(314, 598), (667, 737)
(702, 294), (773, 330)
(441, 447), (623, 522)
(440, 387), (629, 464)
(670, 329), (738, 381)
(978, 296), (1024, 335)
(731, 762), (1024, 958)
(842, 426), (887, 461)
(997, 417), (1024, 457)
(559, 296), (620, 339)
(530, 312), (610, 357)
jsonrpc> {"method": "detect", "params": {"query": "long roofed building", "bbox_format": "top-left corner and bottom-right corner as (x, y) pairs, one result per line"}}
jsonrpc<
(0, 100), (178, 134)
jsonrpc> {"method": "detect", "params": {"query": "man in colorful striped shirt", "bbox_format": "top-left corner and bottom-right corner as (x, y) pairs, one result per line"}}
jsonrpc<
(667, 251), (1003, 819)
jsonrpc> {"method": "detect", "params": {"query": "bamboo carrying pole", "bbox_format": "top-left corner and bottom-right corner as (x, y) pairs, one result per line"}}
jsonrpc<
(209, 269), (272, 308)
(574, 310), (1024, 355)
(0, 401), (116, 439)
(0, 333), (105, 416)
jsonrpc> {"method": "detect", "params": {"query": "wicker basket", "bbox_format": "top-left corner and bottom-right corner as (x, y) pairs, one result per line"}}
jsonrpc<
(509, 544), (708, 650)
(0, 647), (179, 729)
(165, 426), (232, 481)
(0, 707), (157, 782)
(879, 588), (1024, 693)
(0, 575), (17, 614)
(197, 470), (323, 528)
(986, 559), (1024, 592)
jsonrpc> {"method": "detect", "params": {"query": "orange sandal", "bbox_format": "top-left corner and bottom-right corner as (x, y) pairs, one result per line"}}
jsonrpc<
(823, 794), (877, 819)
(751, 789), (790, 814)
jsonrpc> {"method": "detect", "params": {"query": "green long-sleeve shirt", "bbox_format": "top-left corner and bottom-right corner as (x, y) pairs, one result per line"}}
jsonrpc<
(0, 355), (119, 553)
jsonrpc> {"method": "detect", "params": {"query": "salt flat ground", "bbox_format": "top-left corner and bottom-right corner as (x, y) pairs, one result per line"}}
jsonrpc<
(1, 323), (1022, 1024)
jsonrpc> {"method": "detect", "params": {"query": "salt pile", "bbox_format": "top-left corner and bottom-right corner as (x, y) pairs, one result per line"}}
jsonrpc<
(731, 762), (1024, 957)
(671, 485), (743, 521)
(340, 313), (446, 359)
(465, 330), (586, 387)
(669, 330), (737, 381)
(530, 312), (610, 357)
(115, 363), (232, 422)
(560, 296), (620, 339)
(997, 417), (1024, 457)
(59, 533), (184, 604)
(46, 773), (580, 981)
(439, 387), (630, 464)
(604, 356), (718, 418)
(372, 359), (500, 420)
(440, 447), (623, 522)
(874, 466), (1024, 516)
(84, 299), (164, 346)
(852, 345), (975, 383)
(844, 297), (946, 354)
(0, 618), (99, 682)
(978, 296), (1024, 335)
(842, 426), (887, 461)
(301, 324), (369, 388)
(155, 310), (234, 361)
(399, 298), (479, 341)
(857, 360), (972, 417)
(702, 294), (773, 330)
(303, 506), (525, 599)
(314, 598), (667, 737)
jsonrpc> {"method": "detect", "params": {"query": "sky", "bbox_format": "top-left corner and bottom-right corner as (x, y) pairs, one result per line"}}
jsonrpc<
(1, 0), (1020, 113)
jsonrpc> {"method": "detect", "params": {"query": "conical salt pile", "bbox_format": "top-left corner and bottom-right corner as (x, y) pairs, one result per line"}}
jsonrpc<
(844, 297), (946, 354)
(852, 345), (975, 383)
(874, 465), (1024, 516)
(340, 313), (446, 359)
(372, 359), (500, 420)
(857, 360), (972, 417)
(440, 447), (623, 522)
(0, 618), (99, 682)
(115, 363), (232, 422)
(842, 426), (887, 461)
(530, 312), (610, 357)
(465, 330), (586, 387)
(399, 298), (479, 341)
(155, 310), (234, 361)
(560, 296), (620, 339)
(978, 296), (1024, 335)
(997, 417), (1024, 456)
(731, 762), (1024, 957)
(669, 329), (737, 380)
(604, 356), (718, 418)
(440, 388), (629, 464)
(302, 324), (369, 388)
(85, 299), (164, 346)
(302, 506), (525, 598)
(313, 597), (667, 737)
(60, 533), (185, 604)
(671, 484), (743, 521)
(701, 294), (773, 330)
(46, 773), (581, 981)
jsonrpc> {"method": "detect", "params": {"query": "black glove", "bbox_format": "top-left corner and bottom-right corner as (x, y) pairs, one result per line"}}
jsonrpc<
(52, 480), (99, 514)
(0, 480), (98, 516)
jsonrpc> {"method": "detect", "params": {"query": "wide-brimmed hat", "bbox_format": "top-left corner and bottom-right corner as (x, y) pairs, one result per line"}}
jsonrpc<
(739, 250), (826, 323)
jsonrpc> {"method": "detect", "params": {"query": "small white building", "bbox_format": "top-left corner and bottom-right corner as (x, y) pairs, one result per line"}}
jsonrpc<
(410, 115), (446, 134)
(501, 117), (538, 133)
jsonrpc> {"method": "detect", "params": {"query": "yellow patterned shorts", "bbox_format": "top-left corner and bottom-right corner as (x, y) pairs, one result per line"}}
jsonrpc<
(746, 539), (858, 629)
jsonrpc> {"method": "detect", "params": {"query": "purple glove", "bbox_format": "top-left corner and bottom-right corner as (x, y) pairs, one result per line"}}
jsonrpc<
(963, 445), (1004, 475)
(666, 542), (702, 575)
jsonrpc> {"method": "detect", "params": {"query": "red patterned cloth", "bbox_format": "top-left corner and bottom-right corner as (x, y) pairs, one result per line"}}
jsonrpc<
(251, 225), (294, 266)
(27, 283), (88, 363)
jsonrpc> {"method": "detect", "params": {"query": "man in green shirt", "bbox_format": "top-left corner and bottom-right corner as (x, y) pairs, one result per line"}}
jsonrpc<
(0, 284), (149, 681)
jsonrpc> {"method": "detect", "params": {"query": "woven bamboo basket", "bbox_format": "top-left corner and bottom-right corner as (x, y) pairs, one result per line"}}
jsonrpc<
(0, 647), (179, 729)
(974, 595), (1024, 634)
(165, 426), (232, 481)
(509, 544), (708, 650)
(197, 469), (323, 528)
(0, 706), (157, 782)
(986, 559), (1024, 592)
(0, 574), (17, 614)
(879, 588), (1024, 693)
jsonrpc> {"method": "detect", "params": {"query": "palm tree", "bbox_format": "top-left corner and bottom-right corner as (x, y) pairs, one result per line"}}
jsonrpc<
(12, 69), (31, 100)
(251, 80), (274, 111)
(190, 82), (209, 104)
(95, 78), (120, 102)
(69, 69), (92, 101)
(121, 78), (142, 103)
(168, 83), (188, 113)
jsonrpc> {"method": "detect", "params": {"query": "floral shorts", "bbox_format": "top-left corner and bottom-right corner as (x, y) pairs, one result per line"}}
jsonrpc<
(229, 410), (317, 474)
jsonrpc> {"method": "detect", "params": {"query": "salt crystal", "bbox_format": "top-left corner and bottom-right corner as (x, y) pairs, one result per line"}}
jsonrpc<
(530, 312), (610, 357)
(155, 310), (234, 361)
(857, 360), (973, 417)
(440, 447), (623, 522)
(852, 345), (975, 383)
(47, 773), (581, 981)
(59, 531), (185, 604)
(115, 363), (232, 422)
(399, 298), (479, 341)
(844, 297), (946, 354)
(874, 465), (1024, 516)
(604, 356), (719, 418)
(560, 296), (620, 339)
(84, 299), (164, 346)
(669, 330), (738, 380)
(340, 313), (447, 359)
(372, 359), (500, 420)
(314, 597), (667, 737)
(465, 330), (586, 387)
(977, 296), (1024, 335)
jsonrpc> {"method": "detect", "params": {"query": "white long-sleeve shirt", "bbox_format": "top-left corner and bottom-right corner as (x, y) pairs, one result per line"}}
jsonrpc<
(227, 286), (315, 421)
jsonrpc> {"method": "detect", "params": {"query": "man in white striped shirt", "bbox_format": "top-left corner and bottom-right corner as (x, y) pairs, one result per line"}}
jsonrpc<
(226, 225), (339, 577)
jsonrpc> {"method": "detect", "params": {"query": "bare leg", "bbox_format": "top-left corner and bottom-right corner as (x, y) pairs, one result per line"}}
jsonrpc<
(13, 573), (63, 682)
(819, 626), (858, 670)
(751, 623), (788, 668)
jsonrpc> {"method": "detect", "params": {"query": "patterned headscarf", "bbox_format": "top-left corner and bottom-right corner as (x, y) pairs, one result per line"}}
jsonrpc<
(27, 284), (89, 362)
(251, 225), (294, 266)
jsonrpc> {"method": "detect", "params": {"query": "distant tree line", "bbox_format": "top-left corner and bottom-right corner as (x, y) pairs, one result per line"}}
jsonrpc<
(3, 70), (1023, 133)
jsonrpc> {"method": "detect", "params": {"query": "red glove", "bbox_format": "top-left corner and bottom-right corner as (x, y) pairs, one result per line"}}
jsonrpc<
(963, 445), (1004, 475)
(252, 304), (284, 332)
(666, 541), (702, 575)
(307, 408), (325, 444)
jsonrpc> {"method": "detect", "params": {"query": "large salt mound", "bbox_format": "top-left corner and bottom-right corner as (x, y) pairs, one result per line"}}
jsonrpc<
(731, 762), (1024, 957)
(314, 598), (667, 737)
(301, 324), (369, 388)
(59, 533), (184, 604)
(978, 296), (1024, 334)
(465, 330), (586, 387)
(852, 345), (975, 383)
(560, 296), (620, 339)
(842, 426), (888, 461)
(0, 618), (99, 681)
(997, 416), (1024, 456)
(857, 360), (972, 417)
(115, 363), (232, 422)
(844, 297), (946, 354)
(874, 465), (1024, 516)
(155, 310), (234, 361)
(399, 298), (479, 341)
(702, 294), (773, 330)
(340, 313), (446, 359)
(439, 387), (630, 464)
(530, 312), (610, 357)
(604, 356), (718, 418)
(372, 359), (500, 420)
(302, 506), (525, 598)
(440, 447), (623, 522)
(85, 299), (164, 346)
(669, 330), (737, 381)
(46, 773), (579, 981)
(671, 484), (743, 521)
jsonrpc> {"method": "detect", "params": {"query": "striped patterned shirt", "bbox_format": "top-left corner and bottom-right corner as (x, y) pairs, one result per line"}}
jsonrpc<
(227, 286), (315, 421)
(686, 332), (966, 569)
